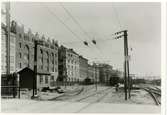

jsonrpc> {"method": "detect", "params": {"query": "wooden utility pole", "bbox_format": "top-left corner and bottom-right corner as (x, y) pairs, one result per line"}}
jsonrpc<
(95, 66), (97, 91)
(32, 40), (38, 98)
(115, 30), (130, 100)
(124, 30), (128, 100)
(6, 2), (10, 75)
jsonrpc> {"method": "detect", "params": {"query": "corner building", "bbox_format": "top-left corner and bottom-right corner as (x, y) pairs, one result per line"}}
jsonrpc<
(5, 21), (59, 90)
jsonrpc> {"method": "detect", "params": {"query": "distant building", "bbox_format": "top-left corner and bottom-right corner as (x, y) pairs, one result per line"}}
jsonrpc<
(92, 63), (100, 82)
(58, 46), (80, 82)
(87, 64), (100, 82)
(79, 56), (88, 81)
(98, 64), (113, 83)
(88, 64), (94, 81)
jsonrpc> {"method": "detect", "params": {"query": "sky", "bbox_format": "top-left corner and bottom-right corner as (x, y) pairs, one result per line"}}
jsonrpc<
(2, 2), (161, 77)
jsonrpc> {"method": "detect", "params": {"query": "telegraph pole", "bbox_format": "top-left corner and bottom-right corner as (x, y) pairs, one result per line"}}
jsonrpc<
(126, 34), (131, 99)
(115, 30), (130, 100)
(124, 30), (128, 100)
(95, 66), (97, 91)
(32, 40), (38, 98)
(6, 2), (10, 75)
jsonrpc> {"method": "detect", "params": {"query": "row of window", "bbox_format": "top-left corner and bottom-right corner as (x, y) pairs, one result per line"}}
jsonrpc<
(67, 65), (78, 70)
(67, 71), (79, 76)
(39, 76), (54, 84)
(1, 65), (15, 72)
(67, 59), (78, 65)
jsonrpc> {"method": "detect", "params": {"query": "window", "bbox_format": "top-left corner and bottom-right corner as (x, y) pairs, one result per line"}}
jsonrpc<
(10, 66), (14, 71)
(19, 33), (22, 38)
(40, 76), (43, 83)
(10, 56), (14, 63)
(46, 52), (49, 71)
(40, 65), (43, 69)
(45, 76), (48, 84)
(10, 37), (15, 43)
(55, 67), (57, 72)
(51, 76), (54, 81)
(47, 66), (49, 71)
(51, 53), (54, 64)
(19, 42), (21, 48)
(40, 49), (43, 69)
(19, 63), (22, 68)
(55, 60), (57, 65)
(19, 53), (22, 58)
(52, 67), (54, 72)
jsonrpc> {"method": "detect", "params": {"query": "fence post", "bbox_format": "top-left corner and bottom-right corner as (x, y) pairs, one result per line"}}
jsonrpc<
(13, 74), (16, 98)
(18, 74), (20, 99)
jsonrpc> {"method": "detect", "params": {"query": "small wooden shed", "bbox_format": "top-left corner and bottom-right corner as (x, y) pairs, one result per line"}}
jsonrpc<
(18, 67), (35, 89)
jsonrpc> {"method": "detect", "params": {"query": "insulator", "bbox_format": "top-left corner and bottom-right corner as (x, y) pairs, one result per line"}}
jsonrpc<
(84, 41), (88, 46)
(92, 40), (96, 45)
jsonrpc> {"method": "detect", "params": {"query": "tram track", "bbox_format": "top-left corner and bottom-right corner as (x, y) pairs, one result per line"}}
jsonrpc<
(75, 87), (112, 113)
(141, 87), (161, 106)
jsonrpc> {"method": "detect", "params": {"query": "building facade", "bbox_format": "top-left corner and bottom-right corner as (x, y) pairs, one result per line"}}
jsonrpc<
(79, 56), (88, 81)
(98, 64), (114, 83)
(58, 46), (80, 82)
(87, 63), (100, 83)
(92, 63), (100, 82)
(36, 36), (59, 89)
(1, 23), (16, 74)
(1, 21), (59, 90)
(87, 64), (95, 82)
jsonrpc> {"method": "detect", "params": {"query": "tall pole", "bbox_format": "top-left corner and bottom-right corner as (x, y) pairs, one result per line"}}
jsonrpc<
(95, 66), (97, 91)
(124, 31), (128, 100)
(32, 40), (37, 98)
(124, 30), (130, 99)
(124, 31), (130, 99)
(6, 2), (10, 75)
(115, 30), (130, 100)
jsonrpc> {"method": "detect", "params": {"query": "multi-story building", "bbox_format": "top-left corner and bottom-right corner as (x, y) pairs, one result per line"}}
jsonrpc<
(36, 36), (59, 89)
(92, 63), (100, 82)
(1, 23), (16, 74)
(79, 56), (88, 81)
(1, 20), (59, 90)
(98, 63), (114, 83)
(88, 64), (95, 82)
(87, 63), (100, 83)
(58, 46), (80, 82)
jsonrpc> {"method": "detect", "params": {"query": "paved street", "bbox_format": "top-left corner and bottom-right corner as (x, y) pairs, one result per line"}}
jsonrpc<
(1, 85), (161, 113)
(1, 99), (160, 113)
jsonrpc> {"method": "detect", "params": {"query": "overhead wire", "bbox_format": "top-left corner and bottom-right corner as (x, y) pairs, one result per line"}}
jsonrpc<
(59, 2), (92, 41)
(59, 2), (106, 61)
(41, 3), (123, 63)
(112, 3), (122, 31)
(40, 3), (85, 44)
